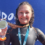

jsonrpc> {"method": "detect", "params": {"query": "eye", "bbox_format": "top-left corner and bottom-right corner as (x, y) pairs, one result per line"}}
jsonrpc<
(20, 12), (23, 14)
(26, 12), (29, 14)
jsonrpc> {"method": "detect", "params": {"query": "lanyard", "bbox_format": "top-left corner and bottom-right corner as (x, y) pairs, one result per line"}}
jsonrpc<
(18, 26), (30, 45)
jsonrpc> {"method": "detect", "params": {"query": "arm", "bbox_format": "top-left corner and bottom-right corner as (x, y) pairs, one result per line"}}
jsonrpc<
(36, 28), (45, 45)
(4, 28), (12, 45)
(0, 27), (12, 45)
(0, 41), (4, 45)
(0, 28), (11, 45)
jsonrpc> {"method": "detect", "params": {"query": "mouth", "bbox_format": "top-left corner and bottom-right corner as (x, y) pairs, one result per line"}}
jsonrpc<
(21, 18), (28, 20)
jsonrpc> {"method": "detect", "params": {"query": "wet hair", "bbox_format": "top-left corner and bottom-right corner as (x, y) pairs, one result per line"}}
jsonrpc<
(15, 1), (34, 27)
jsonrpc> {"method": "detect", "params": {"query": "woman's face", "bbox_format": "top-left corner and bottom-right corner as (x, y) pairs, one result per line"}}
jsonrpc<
(17, 5), (32, 24)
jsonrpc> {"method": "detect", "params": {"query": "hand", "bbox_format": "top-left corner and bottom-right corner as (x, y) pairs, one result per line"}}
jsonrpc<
(0, 27), (7, 35)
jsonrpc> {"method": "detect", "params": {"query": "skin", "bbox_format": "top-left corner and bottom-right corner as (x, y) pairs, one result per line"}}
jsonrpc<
(17, 5), (32, 24)
(0, 27), (7, 35)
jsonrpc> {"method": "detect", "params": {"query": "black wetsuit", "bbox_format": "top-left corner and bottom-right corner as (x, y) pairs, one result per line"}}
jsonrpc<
(0, 24), (45, 45)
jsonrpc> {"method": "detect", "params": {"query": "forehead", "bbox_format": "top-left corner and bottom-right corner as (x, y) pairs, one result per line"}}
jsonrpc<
(18, 5), (31, 11)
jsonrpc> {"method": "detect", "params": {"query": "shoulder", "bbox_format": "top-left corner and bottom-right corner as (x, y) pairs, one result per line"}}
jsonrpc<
(33, 27), (44, 35)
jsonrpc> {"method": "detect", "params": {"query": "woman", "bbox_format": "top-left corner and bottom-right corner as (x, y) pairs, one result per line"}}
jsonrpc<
(0, 1), (45, 45)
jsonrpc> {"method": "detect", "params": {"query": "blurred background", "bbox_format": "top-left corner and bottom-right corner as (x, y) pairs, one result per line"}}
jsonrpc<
(0, 0), (45, 45)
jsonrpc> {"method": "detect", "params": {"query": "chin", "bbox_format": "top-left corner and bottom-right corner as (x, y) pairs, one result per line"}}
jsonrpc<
(20, 22), (28, 24)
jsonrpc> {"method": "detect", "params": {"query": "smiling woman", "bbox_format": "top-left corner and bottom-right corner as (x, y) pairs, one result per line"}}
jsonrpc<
(17, 5), (32, 24)
(0, 1), (45, 45)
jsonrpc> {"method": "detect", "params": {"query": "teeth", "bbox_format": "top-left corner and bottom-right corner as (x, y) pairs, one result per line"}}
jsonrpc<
(0, 29), (2, 32)
(21, 18), (27, 19)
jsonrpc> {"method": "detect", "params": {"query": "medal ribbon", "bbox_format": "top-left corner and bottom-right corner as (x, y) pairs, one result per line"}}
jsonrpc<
(18, 26), (30, 45)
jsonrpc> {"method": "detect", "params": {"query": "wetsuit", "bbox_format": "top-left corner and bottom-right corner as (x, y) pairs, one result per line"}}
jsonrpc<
(0, 24), (45, 45)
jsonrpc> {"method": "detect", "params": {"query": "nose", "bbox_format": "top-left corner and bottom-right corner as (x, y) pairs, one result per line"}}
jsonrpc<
(22, 13), (26, 17)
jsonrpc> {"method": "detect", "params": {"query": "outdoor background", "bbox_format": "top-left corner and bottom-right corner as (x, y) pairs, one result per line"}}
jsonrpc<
(0, 0), (45, 45)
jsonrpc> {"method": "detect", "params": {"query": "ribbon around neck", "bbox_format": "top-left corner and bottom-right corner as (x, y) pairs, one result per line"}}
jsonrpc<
(18, 26), (30, 45)
(8, 22), (29, 29)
